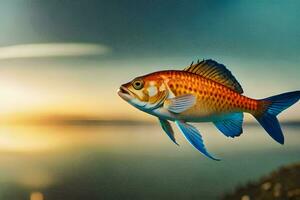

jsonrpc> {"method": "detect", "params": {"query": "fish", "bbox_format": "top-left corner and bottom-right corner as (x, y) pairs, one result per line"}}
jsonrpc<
(118, 59), (300, 160)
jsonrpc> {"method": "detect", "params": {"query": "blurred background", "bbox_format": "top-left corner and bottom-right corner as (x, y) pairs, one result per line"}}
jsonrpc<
(0, 0), (299, 199)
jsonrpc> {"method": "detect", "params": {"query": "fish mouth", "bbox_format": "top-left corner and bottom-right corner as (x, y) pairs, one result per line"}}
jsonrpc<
(117, 86), (133, 101)
(119, 86), (129, 94)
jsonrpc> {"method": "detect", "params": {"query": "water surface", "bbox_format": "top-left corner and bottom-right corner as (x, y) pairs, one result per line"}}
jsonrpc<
(0, 124), (299, 200)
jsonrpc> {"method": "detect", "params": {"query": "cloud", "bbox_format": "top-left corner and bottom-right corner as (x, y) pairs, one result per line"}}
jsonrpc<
(0, 43), (110, 59)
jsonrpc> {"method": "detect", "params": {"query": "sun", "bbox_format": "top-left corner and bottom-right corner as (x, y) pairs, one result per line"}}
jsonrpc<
(0, 78), (40, 114)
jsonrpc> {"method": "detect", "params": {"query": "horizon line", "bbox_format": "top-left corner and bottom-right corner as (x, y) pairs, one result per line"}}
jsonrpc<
(3, 118), (300, 127)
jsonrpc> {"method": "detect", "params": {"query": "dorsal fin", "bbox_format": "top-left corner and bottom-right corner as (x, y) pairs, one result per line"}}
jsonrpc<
(183, 59), (243, 94)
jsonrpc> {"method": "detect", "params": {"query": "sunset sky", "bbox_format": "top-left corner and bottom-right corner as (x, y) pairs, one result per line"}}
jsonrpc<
(0, 0), (299, 123)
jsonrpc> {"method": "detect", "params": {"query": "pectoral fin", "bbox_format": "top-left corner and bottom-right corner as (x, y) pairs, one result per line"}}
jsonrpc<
(164, 94), (196, 113)
(175, 121), (220, 161)
(158, 118), (178, 145)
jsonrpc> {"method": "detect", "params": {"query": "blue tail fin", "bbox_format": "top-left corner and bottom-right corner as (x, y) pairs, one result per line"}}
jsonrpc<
(255, 91), (300, 144)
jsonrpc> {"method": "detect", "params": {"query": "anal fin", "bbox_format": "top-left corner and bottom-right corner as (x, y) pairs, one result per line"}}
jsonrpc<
(213, 113), (243, 138)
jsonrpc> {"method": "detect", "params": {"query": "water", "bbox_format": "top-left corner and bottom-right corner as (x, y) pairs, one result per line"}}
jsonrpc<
(0, 124), (299, 200)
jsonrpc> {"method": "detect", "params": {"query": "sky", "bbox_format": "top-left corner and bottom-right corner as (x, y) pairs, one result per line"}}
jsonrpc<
(0, 0), (299, 123)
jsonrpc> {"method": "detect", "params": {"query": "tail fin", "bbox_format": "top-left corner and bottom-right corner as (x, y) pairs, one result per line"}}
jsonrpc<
(254, 91), (300, 144)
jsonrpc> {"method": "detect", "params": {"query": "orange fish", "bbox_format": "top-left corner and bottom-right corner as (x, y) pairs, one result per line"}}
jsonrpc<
(118, 59), (300, 160)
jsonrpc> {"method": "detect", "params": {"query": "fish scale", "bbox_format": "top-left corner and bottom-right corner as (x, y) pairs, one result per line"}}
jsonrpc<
(159, 71), (258, 117)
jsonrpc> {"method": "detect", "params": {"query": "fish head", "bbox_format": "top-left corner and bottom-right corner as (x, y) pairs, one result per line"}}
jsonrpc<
(118, 74), (168, 110)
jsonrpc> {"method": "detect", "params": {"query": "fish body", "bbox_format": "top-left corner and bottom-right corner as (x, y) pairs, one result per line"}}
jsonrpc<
(142, 70), (258, 122)
(118, 59), (300, 160)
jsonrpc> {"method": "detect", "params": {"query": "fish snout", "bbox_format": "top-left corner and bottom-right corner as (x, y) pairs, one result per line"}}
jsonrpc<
(118, 86), (133, 101)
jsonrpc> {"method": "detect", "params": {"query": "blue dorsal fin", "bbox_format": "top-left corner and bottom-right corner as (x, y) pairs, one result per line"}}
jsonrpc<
(183, 59), (243, 94)
(213, 113), (244, 138)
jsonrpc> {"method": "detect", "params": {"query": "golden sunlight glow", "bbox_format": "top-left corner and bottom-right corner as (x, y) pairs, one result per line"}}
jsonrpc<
(0, 126), (143, 153)
(0, 127), (64, 152)
(0, 79), (42, 114)
(30, 192), (44, 200)
(0, 56), (298, 123)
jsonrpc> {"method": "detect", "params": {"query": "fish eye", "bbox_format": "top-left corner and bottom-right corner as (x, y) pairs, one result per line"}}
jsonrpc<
(132, 79), (144, 90)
